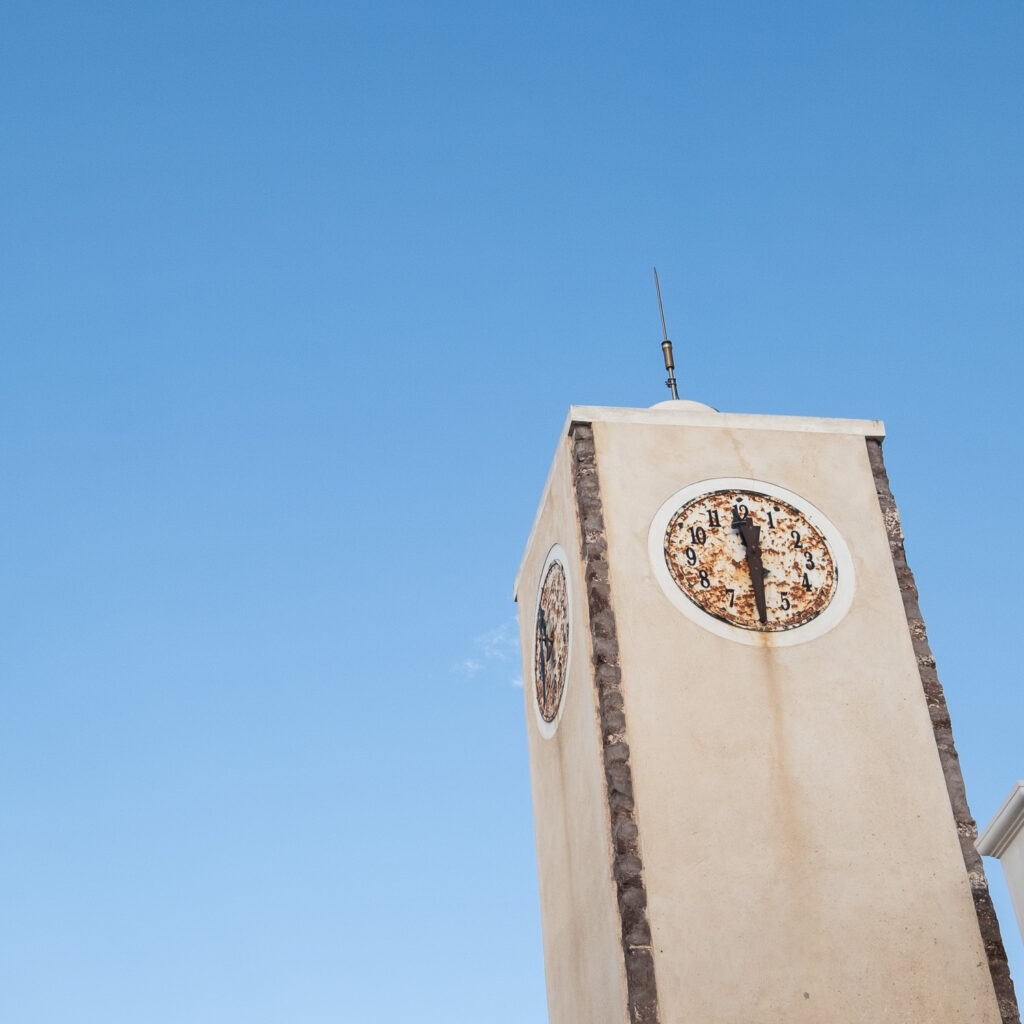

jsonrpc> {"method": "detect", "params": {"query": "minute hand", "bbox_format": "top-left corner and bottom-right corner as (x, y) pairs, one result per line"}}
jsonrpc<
(736, 517), (768, 624)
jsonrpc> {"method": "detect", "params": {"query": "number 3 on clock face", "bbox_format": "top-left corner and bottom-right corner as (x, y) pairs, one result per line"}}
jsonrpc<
(647, 478), (855, 647)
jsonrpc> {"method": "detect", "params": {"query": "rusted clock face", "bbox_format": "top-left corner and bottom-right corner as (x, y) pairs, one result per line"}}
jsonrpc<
(663, 488), (839, 632)
(534, 555), (570, 726)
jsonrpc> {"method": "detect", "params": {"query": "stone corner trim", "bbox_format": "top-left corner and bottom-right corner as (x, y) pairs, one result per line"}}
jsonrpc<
(867, 437), (1020, 1024)
(569, 421), (660, 1024)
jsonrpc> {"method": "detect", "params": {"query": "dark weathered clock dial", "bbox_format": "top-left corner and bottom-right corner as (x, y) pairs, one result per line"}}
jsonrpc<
(534, 560), (570, 722)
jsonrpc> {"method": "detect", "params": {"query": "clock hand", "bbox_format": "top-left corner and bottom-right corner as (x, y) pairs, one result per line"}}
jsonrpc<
(735, 516), (769, 624)
(538, 609), (555, 658)
(537, 608), (551, 700)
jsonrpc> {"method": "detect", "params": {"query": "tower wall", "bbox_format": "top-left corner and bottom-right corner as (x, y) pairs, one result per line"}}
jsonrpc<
(515, 434), (629, 1024)
(516, 405), (1017, 1024)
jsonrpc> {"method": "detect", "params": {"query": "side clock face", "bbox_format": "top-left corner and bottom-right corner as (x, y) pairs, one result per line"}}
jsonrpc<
(534, 555), (570, 727)
(661, 486), (842, 633)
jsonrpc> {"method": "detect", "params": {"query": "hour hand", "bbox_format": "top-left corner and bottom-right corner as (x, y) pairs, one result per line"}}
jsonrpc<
(537, 609), (554, 657)
(536, 609), (552, 697)
(735, 517), (768, 624)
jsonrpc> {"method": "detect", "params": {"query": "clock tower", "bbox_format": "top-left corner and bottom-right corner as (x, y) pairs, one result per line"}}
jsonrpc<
(514, 400), (1018, 1024)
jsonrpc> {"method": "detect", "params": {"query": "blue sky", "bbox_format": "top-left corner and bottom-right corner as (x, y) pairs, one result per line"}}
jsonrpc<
(2, 2), (1022, 1021)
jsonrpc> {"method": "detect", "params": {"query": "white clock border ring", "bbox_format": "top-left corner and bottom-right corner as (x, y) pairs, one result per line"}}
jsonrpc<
(648, 478), (855, 648)
(533, 543), (573, 738)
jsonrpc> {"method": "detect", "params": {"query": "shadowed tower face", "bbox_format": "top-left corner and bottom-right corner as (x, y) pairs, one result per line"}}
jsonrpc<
(514, 402), (1019, 1024)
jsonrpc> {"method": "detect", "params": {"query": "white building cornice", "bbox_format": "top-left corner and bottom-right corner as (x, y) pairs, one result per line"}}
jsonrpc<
(977, 782), (1024, 859)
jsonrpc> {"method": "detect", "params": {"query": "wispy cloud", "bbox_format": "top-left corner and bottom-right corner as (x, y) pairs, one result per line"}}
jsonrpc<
(476, 620), (518, 661)
(455, 618), (522, 687)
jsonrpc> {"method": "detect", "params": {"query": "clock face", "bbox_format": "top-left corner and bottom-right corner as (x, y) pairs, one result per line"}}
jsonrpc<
(661, 487), (842, 633)
(534, 555), (570, 727)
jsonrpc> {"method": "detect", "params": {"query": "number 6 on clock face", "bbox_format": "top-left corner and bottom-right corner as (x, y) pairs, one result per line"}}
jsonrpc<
(648, 478), (855, 648)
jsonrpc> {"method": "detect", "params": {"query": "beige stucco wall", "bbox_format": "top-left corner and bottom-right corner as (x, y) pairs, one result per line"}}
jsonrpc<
(589, 406), (1001, 1023)
(516, 404), (1007, 1024)
(515, 434), (629, 1024)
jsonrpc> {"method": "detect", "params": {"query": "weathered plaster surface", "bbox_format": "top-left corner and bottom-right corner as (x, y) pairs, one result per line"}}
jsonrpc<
(869, 439), (1019, 1024)
(515, 433), (629, 1024)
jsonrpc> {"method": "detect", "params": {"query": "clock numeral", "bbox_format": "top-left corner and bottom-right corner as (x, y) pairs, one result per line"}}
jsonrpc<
(725, 588), (735, 607)
(707, 509), (721, 527)
(689, 526), (707, 545)
(732, 502), (748, 521)
(698, 568), (711, 589)
(780, 592), (791, 611)
(804, 551), (815, 569)
(766, 510), (775, 529)
(790, 529), (802, 548)
(684, 546), (697, 565)
(802, 572), (813, 591)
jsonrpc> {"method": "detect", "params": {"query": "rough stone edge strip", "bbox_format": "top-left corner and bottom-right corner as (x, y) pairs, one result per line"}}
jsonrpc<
(569, 421), (660, 1024)
(867, 438), (1020, 1024)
